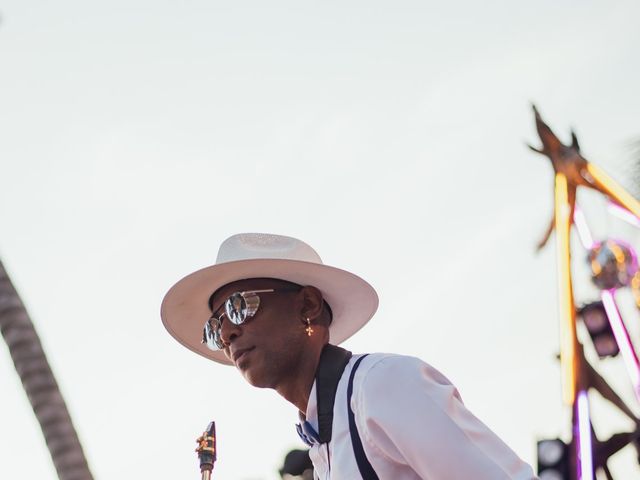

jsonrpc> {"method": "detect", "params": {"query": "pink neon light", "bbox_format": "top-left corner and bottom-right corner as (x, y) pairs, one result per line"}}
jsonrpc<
(601, 290), (640, 401)
(573, 208), (594, 249)
(608, 202), (640, 228)
(576, 390), (594, 480)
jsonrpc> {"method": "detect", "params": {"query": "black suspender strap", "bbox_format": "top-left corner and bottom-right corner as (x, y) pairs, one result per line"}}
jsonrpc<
(347, 354), (379, 480)
(315, 344), (353, 444)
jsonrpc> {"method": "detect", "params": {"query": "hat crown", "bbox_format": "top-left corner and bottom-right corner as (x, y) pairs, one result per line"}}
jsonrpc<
(216, 233), (323, 265)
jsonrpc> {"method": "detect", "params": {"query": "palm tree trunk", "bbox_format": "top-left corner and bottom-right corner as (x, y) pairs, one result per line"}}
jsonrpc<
(0, 260), (93, 480)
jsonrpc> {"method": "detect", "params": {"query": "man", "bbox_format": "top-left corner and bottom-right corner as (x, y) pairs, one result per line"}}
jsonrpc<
(161, 233), (537, 479)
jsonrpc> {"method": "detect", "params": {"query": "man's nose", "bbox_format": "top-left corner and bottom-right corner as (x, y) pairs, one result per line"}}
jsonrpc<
(219, 318), (242, 345)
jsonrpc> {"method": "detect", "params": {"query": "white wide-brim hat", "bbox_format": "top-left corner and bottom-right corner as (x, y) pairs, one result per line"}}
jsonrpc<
(161, 233), (379, 365)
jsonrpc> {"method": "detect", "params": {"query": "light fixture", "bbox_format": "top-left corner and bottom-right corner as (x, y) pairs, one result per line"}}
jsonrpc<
(578, 301), (619, 358)
(537, 438), (569, 480)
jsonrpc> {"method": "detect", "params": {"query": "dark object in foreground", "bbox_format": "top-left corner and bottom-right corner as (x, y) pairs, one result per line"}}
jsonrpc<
(279, 449), (313, 479)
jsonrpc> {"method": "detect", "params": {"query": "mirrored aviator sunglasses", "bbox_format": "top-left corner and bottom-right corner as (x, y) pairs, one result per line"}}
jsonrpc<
(202, 288), (298, 351)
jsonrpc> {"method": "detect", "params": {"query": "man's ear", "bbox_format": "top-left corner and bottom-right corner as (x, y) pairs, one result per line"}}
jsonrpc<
(298, 286), (324, 322)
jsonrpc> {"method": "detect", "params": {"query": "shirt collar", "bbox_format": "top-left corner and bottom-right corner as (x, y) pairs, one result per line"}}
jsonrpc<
(296, 380), (320, 446)
(304, 380), (319, 430)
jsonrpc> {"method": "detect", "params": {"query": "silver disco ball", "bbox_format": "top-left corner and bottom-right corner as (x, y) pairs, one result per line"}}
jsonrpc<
(588, 239), (638, 290)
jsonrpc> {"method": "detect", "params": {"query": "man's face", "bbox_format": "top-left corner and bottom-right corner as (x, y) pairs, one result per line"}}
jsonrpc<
(209, 278), (307, 388)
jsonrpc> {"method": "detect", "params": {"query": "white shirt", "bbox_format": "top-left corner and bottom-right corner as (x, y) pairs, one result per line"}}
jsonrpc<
(302, 353), (537, 480)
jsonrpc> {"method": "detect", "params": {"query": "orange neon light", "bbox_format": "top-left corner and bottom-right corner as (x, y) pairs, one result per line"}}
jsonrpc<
(554, 173), (578, 404)
(586, 163), (640, 220)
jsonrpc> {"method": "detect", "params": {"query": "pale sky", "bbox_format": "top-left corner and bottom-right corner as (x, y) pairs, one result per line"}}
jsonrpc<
(1, 1), (640, 478)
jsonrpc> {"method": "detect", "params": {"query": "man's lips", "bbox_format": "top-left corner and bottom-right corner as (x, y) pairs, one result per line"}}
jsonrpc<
(232, 346), (255, 364)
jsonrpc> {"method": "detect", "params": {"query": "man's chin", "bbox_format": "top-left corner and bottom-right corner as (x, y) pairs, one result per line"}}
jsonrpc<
(241, 368), (271, 389)
(242, 372), (271, 388)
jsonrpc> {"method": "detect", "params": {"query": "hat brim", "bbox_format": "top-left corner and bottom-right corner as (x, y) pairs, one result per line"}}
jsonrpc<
(160, 259), (378, 365)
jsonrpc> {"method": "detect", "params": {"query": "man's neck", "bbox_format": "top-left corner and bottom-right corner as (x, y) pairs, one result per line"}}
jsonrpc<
(275, 345), (323, 414)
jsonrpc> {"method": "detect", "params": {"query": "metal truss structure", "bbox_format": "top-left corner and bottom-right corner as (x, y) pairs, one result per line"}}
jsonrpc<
(531, 107), (640, 479)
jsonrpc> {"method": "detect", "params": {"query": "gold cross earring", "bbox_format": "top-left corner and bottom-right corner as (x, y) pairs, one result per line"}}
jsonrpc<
(304, 317), (314, 337)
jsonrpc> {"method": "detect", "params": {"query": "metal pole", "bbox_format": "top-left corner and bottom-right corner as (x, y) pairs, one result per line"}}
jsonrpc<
(554, 172), (579, 405)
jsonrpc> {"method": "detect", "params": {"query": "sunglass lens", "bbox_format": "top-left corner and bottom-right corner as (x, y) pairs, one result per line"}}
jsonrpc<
(203, 322), (215, 350)
(203, 320), (224, 351)
(213, 327), (223, 349)
(225, 292), (247, 325)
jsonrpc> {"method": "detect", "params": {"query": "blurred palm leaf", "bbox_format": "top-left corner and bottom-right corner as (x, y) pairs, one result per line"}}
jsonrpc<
(0, 260), (93, 480)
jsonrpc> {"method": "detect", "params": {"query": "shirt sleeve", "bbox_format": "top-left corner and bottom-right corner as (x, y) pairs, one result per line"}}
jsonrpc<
(353, 355), (537, 479)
